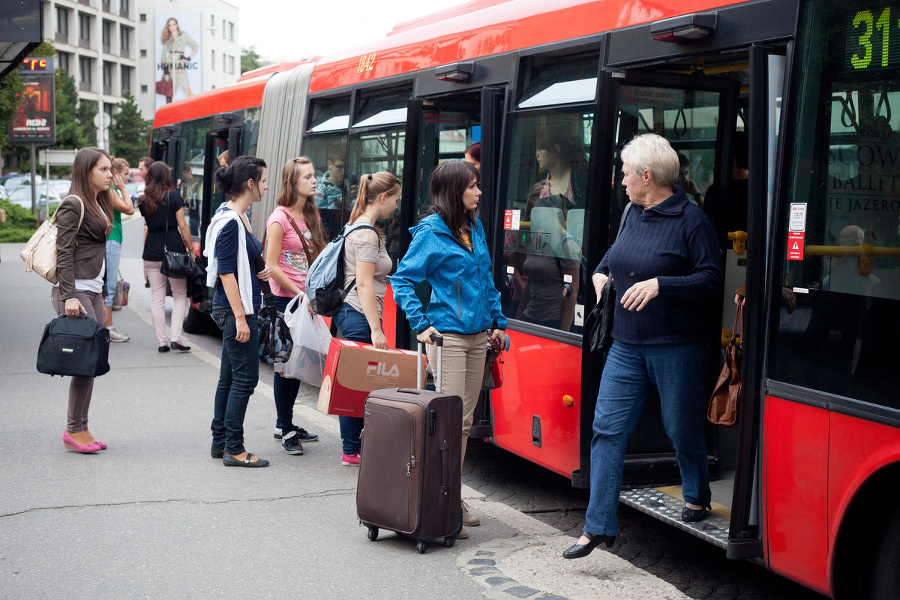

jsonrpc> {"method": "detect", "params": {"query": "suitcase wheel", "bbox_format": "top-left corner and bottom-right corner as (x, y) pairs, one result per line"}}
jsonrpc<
(443, 536), (455, 548)
(366, 526), (379, 541)
(416, 541), (428, 554)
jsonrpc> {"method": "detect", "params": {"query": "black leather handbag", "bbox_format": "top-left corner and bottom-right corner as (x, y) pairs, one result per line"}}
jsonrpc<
(586, 278), (616, 354)
(37, 313), (110, 377)
(160, 191), (193, 279)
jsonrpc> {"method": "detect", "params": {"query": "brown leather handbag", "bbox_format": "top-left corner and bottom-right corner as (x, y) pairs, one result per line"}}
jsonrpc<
(708, 303), (742, 426)
(155, 66), (174, 97)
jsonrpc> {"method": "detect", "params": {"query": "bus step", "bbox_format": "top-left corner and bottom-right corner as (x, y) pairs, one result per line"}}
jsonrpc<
(619, 487), (730, 550)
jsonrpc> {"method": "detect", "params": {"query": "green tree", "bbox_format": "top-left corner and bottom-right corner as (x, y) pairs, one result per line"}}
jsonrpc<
(0, 71), (25, 153)
(54, 69), (92, 150)
(110, 91), (150, 164)
(76, 98), (98, 147)
(241, 46), (261, 73)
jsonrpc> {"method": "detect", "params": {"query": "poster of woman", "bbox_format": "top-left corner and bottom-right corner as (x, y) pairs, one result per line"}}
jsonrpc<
(155, 13), (201, 109)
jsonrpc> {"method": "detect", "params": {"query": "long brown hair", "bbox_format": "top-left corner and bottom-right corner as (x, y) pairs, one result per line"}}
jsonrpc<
(428, 161), (479, 243)
(141, 161), (173, 215)
(276, 157), (326, 255)
(67, 147), (114, 235)
(349, 171), (401, 227)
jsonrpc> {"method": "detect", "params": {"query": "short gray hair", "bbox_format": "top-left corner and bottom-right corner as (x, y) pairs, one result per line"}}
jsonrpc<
(621, 134), (680, 188)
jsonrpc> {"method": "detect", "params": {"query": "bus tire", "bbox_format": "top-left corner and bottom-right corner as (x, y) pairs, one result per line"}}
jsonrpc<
(183, 306), (213, 334)
(871, 507), (900, 599)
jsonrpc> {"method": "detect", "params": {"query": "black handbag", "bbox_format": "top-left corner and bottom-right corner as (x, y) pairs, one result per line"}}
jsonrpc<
(37, 313), (110, 377)
(587, 203), (633, 354)
(586, 278), (616, 354)
(256, 256), (293, 365)
(160, 191), (193, 279)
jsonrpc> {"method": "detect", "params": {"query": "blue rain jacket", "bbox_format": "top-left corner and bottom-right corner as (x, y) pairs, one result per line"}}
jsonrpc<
(392, 214), (507, 335)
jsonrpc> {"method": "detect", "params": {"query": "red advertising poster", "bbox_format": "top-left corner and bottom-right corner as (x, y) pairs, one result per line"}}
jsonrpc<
(9, 69), (55, 145)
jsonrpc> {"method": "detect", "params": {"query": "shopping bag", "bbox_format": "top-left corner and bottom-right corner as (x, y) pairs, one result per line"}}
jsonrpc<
(112, 273), (129, 309)
(276, 294), (332, 385)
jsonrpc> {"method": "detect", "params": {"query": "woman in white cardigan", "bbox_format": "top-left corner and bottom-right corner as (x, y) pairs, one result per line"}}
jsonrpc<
(205, 155), (273, 468)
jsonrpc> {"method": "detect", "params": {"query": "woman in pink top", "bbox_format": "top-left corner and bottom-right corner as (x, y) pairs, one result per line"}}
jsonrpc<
(264, 157), (327, 455)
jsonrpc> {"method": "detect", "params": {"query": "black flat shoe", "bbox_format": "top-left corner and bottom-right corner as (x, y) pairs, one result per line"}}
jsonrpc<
(158, 345), (170, 353)
(170, 341), (191, 352)
(223, 452), (269, 468)
(682, 506), (710, 523)
(562, 532), (616, 559)
(211, 445), (224, 459)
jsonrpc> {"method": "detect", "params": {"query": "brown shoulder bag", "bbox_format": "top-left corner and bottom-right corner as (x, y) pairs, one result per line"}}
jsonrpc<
(708, 303), (742, 427)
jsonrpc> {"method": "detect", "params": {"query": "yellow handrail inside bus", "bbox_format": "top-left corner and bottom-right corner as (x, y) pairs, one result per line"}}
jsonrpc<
(805, 244), (900, 276)
(727, 231), (747, 255)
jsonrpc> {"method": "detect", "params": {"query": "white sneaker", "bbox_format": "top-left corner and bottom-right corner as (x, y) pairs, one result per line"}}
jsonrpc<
(109, 329), (130, 342)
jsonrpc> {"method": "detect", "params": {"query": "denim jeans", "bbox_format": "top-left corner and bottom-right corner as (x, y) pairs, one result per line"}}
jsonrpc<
(584, 340), (712, 536)
(272, 294), (301, 435)
(210, 305), (260, 455)
(105, 240), (121, 307)
(333, 303), (375, 455)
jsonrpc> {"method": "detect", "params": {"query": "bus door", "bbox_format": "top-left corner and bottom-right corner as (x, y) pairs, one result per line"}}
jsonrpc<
(201, 113), (244, 253)
(398, 88), (504, 436)
(579, 70), (741, 487)
(149, 124), (182, 186)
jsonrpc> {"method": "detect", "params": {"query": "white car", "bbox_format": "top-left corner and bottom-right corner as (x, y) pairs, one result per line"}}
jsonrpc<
(2, 174), (43, 194)
(8, 186), (62, 210)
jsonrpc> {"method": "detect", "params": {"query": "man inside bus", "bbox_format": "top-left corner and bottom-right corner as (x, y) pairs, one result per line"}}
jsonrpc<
(181, 161), (200, 236)
(315, 152), (346, 210)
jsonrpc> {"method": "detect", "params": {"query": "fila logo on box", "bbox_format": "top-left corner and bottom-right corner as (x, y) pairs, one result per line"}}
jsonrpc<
(365, 361), (401, 383)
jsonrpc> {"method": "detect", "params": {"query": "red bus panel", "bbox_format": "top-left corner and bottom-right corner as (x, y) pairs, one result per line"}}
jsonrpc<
(763, 396), (829, 595)
(490, 329), (581, 478)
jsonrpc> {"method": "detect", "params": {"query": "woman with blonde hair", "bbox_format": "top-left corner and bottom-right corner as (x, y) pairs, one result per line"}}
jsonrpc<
(333, 171), (400, 466)
(53, 148), (117, 453)
(264, 157), (327, 454)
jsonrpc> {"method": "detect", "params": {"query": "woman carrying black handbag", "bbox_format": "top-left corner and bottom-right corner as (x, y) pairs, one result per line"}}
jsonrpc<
(139, 161), (195, 353)
(51, 148), (117, 453)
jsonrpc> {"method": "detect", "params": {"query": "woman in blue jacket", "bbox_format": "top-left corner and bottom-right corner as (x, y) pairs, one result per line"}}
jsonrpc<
(392, 160), (507, 539)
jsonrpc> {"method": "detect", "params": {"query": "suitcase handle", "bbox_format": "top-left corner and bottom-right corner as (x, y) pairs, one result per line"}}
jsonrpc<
(416, 334), (443, 392)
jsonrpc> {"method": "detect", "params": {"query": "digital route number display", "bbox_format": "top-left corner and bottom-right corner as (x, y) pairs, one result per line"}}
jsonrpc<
(846, 7), (900, 71)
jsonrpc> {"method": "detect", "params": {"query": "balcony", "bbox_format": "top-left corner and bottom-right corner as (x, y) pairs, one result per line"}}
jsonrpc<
(79, 38), (91, 49)
(102, 44), (110, 54)
(120, 8), (130, 19)
(103, 85), (112, 95)
(55, 32), (69, 44)
(79, 81), (92, 92)
(102, 0), (110, 12)
(120, 48), (130, 59)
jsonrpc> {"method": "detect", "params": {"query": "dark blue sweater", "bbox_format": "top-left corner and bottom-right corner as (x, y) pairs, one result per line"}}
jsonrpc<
(595, 187), (723, 345)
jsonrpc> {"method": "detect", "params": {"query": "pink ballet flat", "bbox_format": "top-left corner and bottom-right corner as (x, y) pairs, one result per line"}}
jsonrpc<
(63, 431), (101, 453)
(92, 440), (107, 450)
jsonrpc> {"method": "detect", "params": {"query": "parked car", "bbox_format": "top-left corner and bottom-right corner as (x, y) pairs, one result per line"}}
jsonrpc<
(0, 185), (8, 200)
(2, 174), (43, 194)
(47, 180), (72, 197)
(8, 186), (61, 210)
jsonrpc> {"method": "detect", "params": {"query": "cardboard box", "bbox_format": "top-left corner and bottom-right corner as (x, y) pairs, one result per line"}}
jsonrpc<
(317, 338), (425, 418)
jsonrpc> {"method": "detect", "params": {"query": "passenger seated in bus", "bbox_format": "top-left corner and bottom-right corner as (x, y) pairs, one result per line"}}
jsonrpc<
(531, 125), (588, 213)
(315, 153), (346, 210)
(676, 152), (704, 206)
(565, 134), (723, 560)
(517, 200), (581, 332)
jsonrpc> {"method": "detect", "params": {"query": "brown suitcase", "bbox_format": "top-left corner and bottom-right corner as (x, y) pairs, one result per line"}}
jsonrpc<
(357, 336), (463, 553)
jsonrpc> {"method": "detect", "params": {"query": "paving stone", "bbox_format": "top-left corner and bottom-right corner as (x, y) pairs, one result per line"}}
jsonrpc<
(504, 585), (540, 598)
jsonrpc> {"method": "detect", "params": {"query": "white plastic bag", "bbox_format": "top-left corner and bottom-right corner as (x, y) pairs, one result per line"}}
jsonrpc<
(275, 294), (332, 385)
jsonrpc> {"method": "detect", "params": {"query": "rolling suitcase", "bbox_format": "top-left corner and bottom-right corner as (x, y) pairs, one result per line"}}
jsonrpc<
(357, 335), (464, 553)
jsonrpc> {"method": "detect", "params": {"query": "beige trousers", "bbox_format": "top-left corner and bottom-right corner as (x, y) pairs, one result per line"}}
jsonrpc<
(426, 331), (488, 467)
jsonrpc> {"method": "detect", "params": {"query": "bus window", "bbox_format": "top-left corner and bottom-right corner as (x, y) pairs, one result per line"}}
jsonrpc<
(178, 118), (210, 238)
(243, 107), (261, 157)
(304, 134), (349, 241)
(770, 1), (900, 407)
(500, 109), (592, 333)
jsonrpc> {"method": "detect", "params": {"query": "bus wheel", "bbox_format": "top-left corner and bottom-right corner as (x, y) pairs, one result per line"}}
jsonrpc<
(183, 306), (213, 334)
(871, 507), (900, 598)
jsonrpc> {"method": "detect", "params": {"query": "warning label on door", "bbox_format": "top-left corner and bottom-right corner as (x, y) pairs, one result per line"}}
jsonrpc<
(787, 231), (805, 260)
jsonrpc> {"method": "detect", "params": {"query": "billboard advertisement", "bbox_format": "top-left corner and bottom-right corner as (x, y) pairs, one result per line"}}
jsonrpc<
(155, 12), (202, 110)
(9, 57), (55, 145)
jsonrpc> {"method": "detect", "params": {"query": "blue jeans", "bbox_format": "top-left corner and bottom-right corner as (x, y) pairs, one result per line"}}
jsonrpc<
(333, 304), (375, 455)
(210, 306), (260, 455)
(105, 240), (122, 307)
(273, 294), (301, 435)
(584, 341), (712, 536)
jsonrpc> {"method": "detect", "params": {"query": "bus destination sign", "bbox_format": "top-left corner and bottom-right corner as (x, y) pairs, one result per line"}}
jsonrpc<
(846, 7), (900, 71)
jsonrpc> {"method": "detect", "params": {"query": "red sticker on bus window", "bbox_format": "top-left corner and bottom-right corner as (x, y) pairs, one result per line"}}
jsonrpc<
(787, 232), (805, 260)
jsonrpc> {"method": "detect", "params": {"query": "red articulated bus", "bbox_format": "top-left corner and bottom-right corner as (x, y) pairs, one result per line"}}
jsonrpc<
(152, 1), (900, 597)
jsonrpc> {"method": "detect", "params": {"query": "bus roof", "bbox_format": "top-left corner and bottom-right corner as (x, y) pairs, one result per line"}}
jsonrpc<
(309, 0), (744, 93)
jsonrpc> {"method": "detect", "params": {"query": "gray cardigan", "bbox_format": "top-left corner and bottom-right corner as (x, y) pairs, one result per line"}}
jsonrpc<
(55, 195), (110, 301)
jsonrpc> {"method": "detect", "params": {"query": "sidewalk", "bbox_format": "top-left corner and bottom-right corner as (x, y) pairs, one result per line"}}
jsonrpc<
(0, 240), (688, 599)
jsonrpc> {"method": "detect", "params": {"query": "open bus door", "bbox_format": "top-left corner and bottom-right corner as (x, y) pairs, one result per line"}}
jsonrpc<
(576, 69), (741, 490)
(150, 124), (183, 187)
(395, 87), (506, 363)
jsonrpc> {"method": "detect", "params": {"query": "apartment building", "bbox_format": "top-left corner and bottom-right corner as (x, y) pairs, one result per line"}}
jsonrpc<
(136, 0), (240, 119)
(45, 0), (139, 148)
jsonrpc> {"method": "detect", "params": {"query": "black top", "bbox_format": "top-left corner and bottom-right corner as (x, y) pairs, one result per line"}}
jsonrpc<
(141, 190), (186, 261)
(212, 217), (263, 312)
